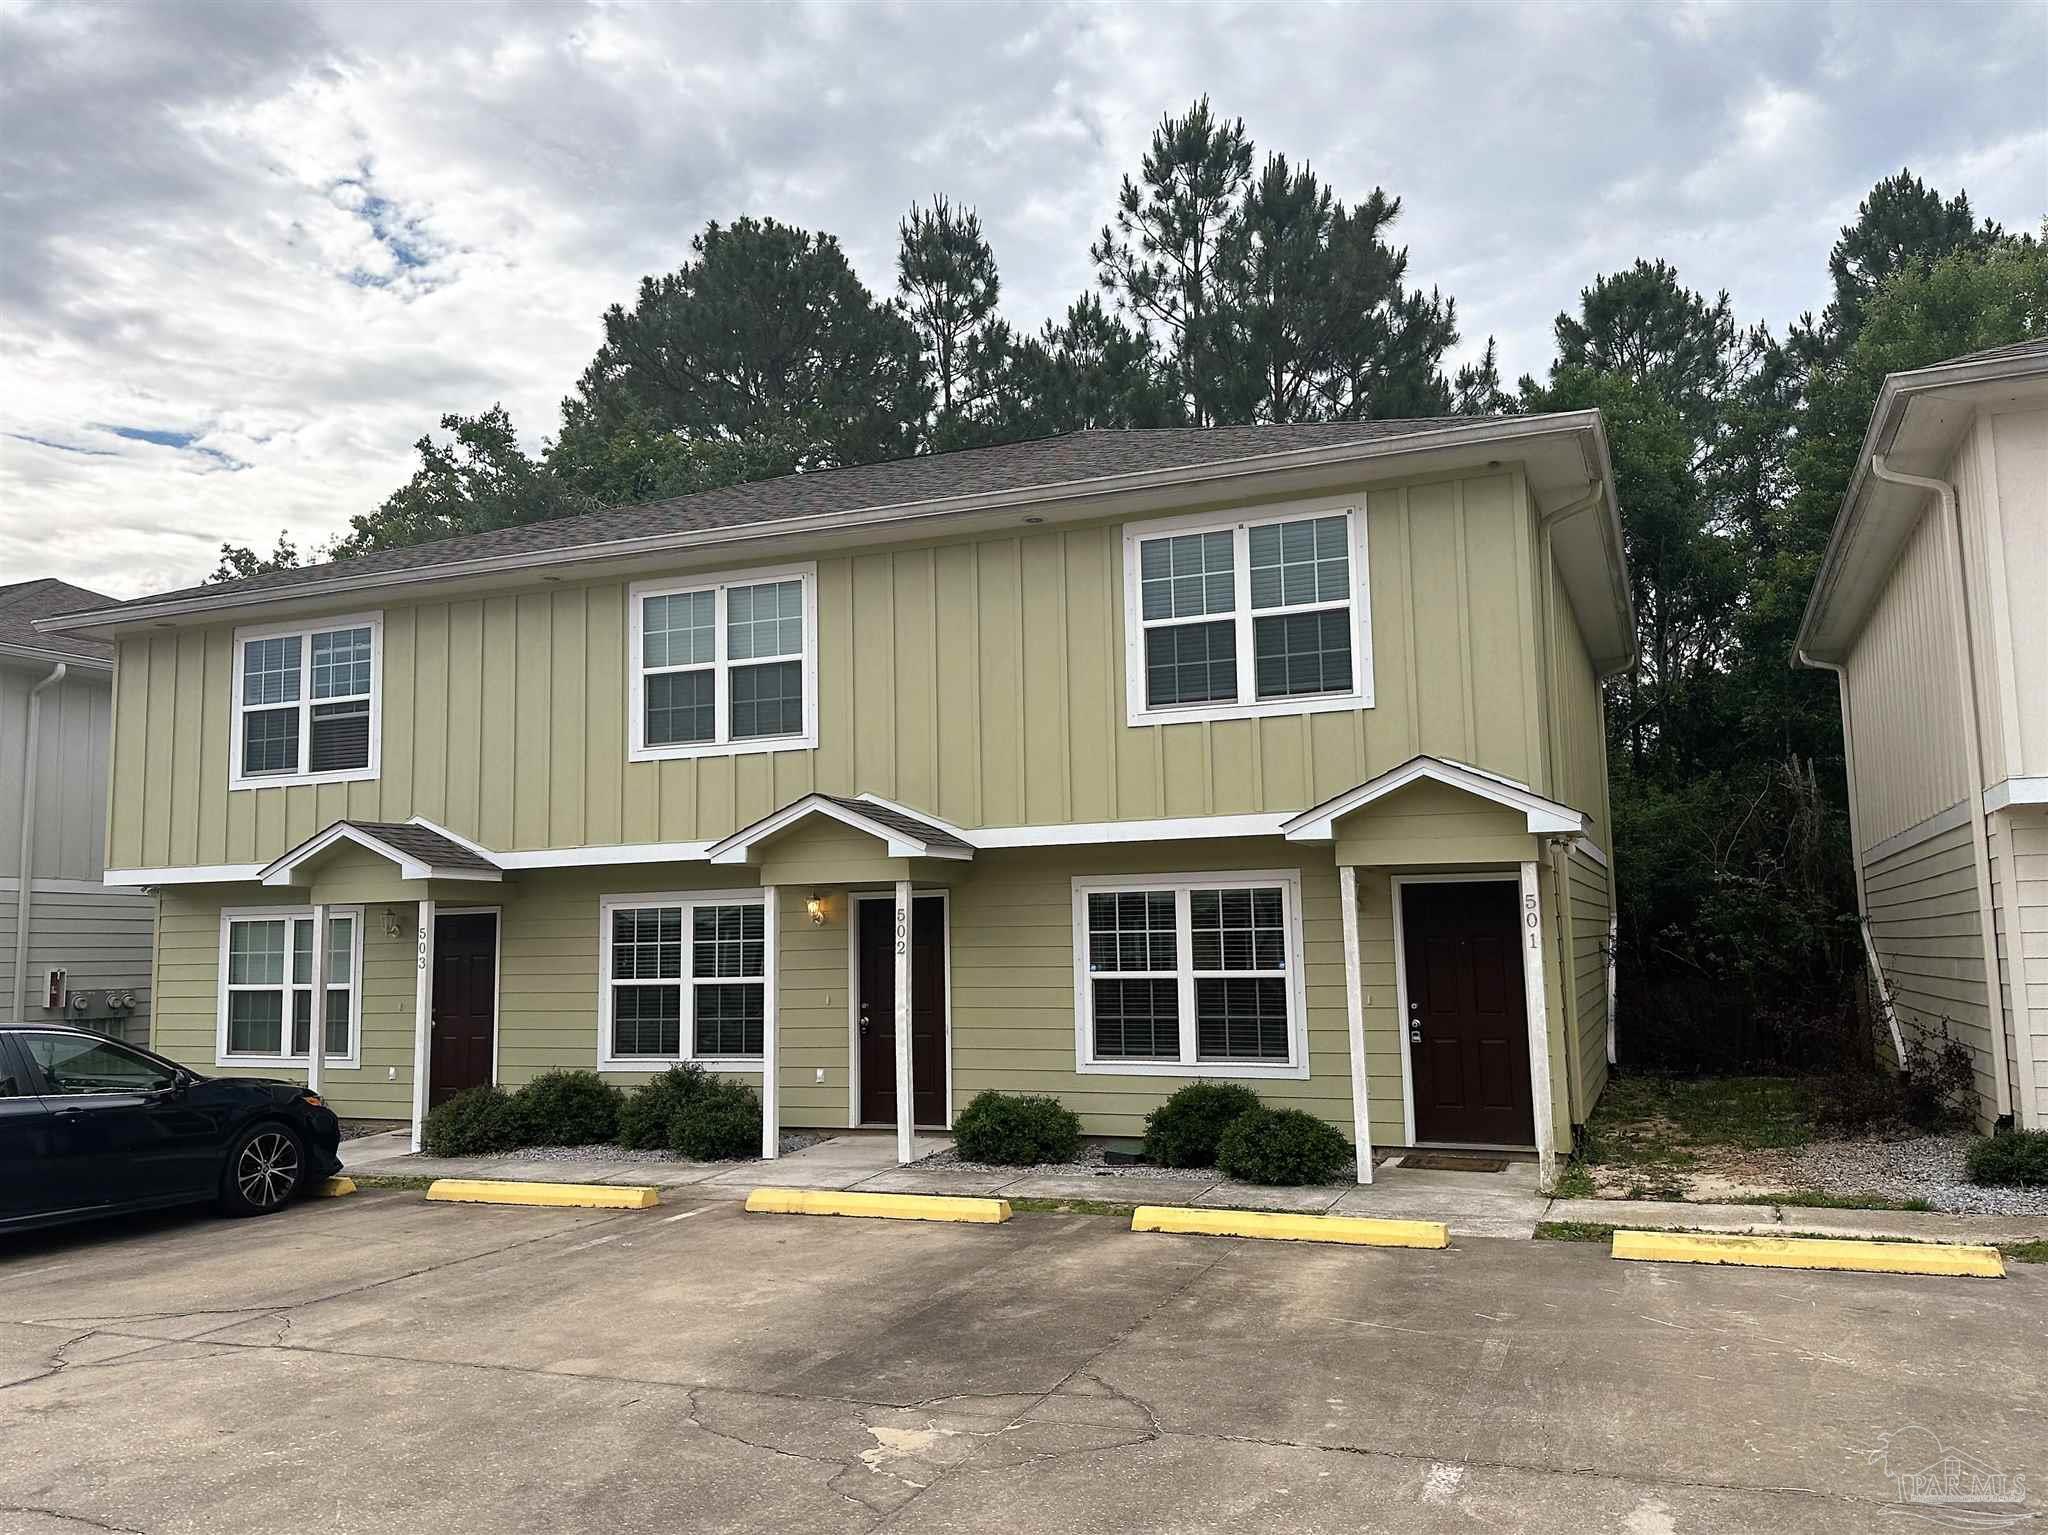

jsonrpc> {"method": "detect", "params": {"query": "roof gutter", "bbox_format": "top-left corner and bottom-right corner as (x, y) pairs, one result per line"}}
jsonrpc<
(36, 413), (1630, 641)
(12, 663), (65, 1023)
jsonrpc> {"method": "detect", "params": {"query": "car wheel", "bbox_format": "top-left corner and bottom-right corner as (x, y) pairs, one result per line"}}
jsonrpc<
(219, 1122), (304, 1217)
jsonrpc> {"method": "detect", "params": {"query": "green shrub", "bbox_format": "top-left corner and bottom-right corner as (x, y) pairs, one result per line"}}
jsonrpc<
(1143, 1082), (1263, 1168)
(619, 1064), (709, 1149)
(1215, 1107), (1351, 1186)
(951, 1090), (1082, 1165)
(1967, 1129), (2048, 1188)
(668, 1078), (762, 1161)
(422, 1085), (518, 1157)
(508, 1070), (623, 1146)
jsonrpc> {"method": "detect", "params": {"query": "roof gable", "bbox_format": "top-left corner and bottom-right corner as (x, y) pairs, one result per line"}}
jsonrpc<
(1281, 755), (1587, 842)
(707, 793), (974, 865)
(260, 818), (503, 886)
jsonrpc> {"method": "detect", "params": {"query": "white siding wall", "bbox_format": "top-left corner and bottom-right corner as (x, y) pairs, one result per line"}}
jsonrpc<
(1990, 808), (2048, 1127)
(1863, 813), (1999, 1128)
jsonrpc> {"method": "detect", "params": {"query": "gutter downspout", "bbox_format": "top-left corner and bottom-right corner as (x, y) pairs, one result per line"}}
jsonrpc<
(1868, 455), (2014, 1126)
(1798, 651), (1906, 1067)
(12, 662), (65, 1024)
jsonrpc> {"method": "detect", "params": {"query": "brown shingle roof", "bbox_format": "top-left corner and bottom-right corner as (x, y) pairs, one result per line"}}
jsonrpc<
(44, 419), (1519, 624)
(0, 578), (116, 663)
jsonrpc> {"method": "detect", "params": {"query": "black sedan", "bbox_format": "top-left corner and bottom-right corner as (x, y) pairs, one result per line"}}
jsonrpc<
(0, 1025), (342, 1233)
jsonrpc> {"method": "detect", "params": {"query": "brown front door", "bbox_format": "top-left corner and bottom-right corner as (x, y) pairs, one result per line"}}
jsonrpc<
(429, 912), (497, 1107)
(856, 895), (946, 1127)
(1402, 881), (1533, 1146)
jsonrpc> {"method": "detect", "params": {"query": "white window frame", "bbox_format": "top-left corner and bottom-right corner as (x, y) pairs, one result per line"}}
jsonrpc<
(1121, 495), (1373, 728)
(1071, 870), (1309, 1080)
(627, 563), (819, 762)
(595, 889), (773, 1072)
(214, 905), (365, 1069)
(228, 612), (383, 790)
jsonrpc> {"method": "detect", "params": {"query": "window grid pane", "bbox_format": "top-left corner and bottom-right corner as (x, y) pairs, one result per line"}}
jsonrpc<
(242, 636), (301, 706)
(1253, 611), (1352, 699)
(1087, 890), (1177, 974)
(229, 921), (288, 986)
(612, 908), (683, 980)
(1248, 515), (1349, 610)
(310, 627), (373, 699)
(643, 590), (715, 670)
(308, 700), (371, 773)
(1091, 978), (1180, 1060)
(727, 580), (804, 661)
(1139, 530), (1235, 621)
(612, 985), (681, 1057)
(228, 991), (284, 1055)
(1190, 887), (1287, 973)
(730, 660), (802, 740)
(693, 982), (764, 1057)
(646, 671), (715, 746)
(242, 707), (300, 775)
(1195, 976), (1292, 1061)
(693, 904), (765, 979)
(1144, 620), (1237, 709)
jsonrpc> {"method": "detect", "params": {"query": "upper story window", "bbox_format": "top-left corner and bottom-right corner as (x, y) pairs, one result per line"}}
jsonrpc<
(628, 565), (818, 762)
(1121, 500), (1372, 727)
(229, 614), (382, 789)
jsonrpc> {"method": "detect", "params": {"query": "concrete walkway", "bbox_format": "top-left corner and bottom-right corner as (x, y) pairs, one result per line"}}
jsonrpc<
(341, 1131), (2048, 1243)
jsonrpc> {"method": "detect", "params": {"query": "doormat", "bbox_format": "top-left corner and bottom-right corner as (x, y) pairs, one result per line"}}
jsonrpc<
(1400, 1152), (1510, 1173)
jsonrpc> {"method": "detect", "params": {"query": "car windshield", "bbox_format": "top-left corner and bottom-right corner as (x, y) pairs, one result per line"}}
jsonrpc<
(22, 1034), (178, 1095)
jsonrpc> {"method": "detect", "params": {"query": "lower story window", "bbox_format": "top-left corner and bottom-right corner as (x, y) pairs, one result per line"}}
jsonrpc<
(1073, 874), (1305, 1077)
(601, 893), (769, 1067)
(218, 907), (361, 1065)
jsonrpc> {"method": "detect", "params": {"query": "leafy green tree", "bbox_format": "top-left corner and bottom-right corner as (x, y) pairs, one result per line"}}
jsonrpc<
(567, 216), (928, 471)
(331, 407), (584, 558)
(208, 532), (304, 584)
(1092, 97), (1255, 426)
(1811, 170), (2006, 356)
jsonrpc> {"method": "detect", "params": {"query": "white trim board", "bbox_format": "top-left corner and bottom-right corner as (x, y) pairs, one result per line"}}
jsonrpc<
(1985, 778), (2048, 813)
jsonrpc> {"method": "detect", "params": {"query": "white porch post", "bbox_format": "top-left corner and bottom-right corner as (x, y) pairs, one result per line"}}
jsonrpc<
(409, 900), (436, 1153)
(305, 904), (327, 1096)
(760, 886), (780, 1160)
(893, 878), (914, 1165)
(1518, 861), (1557, 1188)
(1339, 865), (1373, 1185)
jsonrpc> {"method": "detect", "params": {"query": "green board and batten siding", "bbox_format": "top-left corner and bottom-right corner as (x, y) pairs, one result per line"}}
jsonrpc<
(123, 460), (1619, 1144)
(107, 470), (1573, 870)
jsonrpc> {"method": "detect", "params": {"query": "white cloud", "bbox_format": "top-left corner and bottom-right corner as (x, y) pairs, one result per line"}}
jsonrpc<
(1, 0), (2041, 599)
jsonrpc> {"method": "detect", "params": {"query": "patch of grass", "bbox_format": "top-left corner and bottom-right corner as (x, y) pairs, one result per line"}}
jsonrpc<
(346, 1174), (436, 1191)
(1549, 1160), (1595, 1199)
(1620, 1179), (1688, 1201)
(1009, 1197), (1138, 1218)
(1581, 1073), (1816, 1172)
(1534, 1220), (1617, 1243)
(1730, 1190), (1934, 1212)
(1998, 1240), (2048, 1264)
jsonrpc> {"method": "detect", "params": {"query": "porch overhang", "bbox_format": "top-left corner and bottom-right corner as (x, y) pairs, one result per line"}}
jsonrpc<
(1280, 755), (1588, 843)
(258, 817), (504, 887)
(706, 793), (976, 866)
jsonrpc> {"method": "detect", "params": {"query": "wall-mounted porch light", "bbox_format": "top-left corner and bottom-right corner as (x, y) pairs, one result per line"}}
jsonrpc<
(384, 907), (405, 940)
(806, 892), (828, 927)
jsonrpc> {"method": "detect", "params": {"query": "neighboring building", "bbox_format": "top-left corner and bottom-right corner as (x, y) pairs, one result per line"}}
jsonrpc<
(39, 417), (1633, 1184)
(1, 579), (153, 1043)
(1797, 338), (2048, 1132)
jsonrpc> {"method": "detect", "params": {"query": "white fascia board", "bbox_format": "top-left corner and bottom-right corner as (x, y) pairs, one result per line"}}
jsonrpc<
(495, 842), (713, 869)
(104, 863), (267, 886)
(972, 813), (1293, 847)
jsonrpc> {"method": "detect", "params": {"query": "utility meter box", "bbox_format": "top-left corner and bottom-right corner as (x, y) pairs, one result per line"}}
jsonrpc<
(42, 968), (68, 1011)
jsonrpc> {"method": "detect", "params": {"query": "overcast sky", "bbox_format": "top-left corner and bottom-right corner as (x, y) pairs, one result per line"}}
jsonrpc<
(2, 0), (2042, 601)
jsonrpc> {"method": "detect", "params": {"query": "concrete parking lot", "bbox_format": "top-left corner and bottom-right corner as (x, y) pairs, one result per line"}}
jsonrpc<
(1, 1190), (2040, 1534)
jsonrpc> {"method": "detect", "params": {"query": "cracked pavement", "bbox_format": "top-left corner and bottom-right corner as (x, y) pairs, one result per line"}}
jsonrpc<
(0, 1190), (2041, 1533)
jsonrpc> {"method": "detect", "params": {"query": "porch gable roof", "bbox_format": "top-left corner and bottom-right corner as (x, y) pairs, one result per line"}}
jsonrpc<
(705, 793), (975, 866)
(258, 817), (504, 887)
(1280, 755), (1587, 843)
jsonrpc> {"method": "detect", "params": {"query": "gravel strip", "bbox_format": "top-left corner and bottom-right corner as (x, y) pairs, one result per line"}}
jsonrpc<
(1779, 1134), (2048, 1216)
(911, 1144), (1218, 1182)
(459, 1131), (829, 1167)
